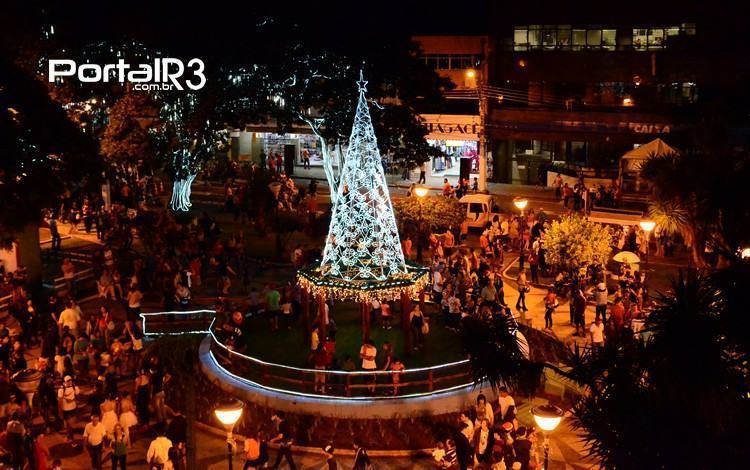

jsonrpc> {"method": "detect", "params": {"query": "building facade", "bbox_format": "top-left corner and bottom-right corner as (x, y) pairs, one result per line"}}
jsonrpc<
(414, 2), (743, 188)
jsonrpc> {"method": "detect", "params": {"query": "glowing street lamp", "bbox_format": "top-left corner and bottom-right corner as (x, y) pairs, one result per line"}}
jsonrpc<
(513, 197), (529, 267)
(639, 220), (656, 270)
(513, 197), (529, 211)
(214, 399), (244, 470)
(414, 186), (429, 198)
(414, 186), (429, 262)
(531, 404), (564, 470)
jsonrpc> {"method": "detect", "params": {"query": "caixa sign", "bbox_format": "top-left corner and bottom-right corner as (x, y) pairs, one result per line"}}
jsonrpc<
(48, 58), (206, 91)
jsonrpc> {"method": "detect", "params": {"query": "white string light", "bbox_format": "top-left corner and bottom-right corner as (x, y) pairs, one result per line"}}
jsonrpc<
(319, 72), (408, 283)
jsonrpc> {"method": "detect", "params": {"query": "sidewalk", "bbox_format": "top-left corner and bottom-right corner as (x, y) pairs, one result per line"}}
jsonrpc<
(500, 256), (585, 348)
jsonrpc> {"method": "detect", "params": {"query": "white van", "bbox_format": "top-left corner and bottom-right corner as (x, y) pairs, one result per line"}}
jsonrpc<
(459, 194), (503, 229)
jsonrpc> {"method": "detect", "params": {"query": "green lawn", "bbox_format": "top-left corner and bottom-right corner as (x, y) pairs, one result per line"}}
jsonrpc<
(240, 302), (466, 369)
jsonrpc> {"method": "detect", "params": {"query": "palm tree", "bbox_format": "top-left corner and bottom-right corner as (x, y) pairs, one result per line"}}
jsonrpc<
(569, 270), (750, 468)
(640, 148), (750, 267)
(463, 266), (750, 468)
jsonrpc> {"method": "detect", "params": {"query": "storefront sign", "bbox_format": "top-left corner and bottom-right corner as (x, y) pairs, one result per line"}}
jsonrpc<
(421, 114), (482, 141)
(554, 120), (672, 134)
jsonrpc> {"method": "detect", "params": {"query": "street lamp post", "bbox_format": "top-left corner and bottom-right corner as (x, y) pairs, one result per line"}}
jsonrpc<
(531, 403), (564, 470)
(214, 399), (244, 470)
(514, 197), (529, 269)
(639, 220), (656, 272)
(467, 67), (488, 193)
(414, 186), (429, 262)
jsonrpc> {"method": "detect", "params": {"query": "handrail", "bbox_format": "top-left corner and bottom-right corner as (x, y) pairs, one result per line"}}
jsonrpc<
(209, 327), (469, 375)
(141, 308), (474, 399)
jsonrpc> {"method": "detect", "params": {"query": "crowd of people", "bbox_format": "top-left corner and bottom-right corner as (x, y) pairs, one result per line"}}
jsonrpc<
(551, 172), (622, 213)
(432, 389), (538, 470)
(0, 153), (669, 468)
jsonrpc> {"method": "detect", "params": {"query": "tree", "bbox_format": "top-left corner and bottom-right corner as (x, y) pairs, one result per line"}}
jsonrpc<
(0, 54), (100, 281)
(544, 215), (612, 274)
(392, 194), (465, 262)
(461, 315), (544, 396)
(640, 149), (750, 267)
(569, 268), (750, 468)
(100, 89), (159, 161)
(151, 95), (228, 212)
(393, 195), (465, 234)
(223, 30), (450, 200)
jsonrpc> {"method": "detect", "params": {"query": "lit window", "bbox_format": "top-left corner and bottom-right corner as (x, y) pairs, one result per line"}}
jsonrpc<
(528, 25), (541, 49)
(572, 30), (586, 50)
(514, 28), (529, 50)
(557, 26), (572, 49)
(648, 28), (665, 49)
(633, 28), (648, 49)
(587, 29), (603, 48)
(542, 26), (557, 49)
(602, 30), (616, 50)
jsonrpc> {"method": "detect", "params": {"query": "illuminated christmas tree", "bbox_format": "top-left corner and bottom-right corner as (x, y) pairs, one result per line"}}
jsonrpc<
(320, 72), (406, 281)
(298, 73), (427, 301)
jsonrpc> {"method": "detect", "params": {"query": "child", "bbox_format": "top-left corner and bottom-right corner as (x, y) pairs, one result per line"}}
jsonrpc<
(390, 357), (405, 395)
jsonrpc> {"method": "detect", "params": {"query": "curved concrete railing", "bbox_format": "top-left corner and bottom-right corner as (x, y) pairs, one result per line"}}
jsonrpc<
(141, 309), (475, 401)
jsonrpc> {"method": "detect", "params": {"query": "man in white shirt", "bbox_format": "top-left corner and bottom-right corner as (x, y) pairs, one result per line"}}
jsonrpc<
(147, 428), (173, 466)
(447, 293), (461, 330)
(83, 414), (106, 469)
(359, 339), (378, 393)
(58, 375), (80, 443)
(58, 301), (81, 337)
(496, 387), (516, 424)
(590, 317), (606, 349)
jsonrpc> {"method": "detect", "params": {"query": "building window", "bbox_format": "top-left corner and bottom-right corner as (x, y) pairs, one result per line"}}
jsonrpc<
(557, 26), (572, 48)
(602, 29), (616, 50)
(633, 24), (695, 50)
(512, 24), (695, 51)
(572, 29), (586, 50)
(542, 26), (557, 49)
(422, 54), (478, 70)
(514, 28), (529, 50)
(586, 29), (602, 48)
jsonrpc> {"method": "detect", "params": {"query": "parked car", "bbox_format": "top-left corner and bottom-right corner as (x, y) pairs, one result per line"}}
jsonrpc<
(459, 194), (503, 229)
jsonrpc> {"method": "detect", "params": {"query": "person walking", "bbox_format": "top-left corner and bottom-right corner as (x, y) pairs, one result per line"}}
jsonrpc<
(243, 429), (267, 469)
(417, 162), (426, 184)
(593, 282), (608, 323)
(573, 285), (588, 337)
(110, 424), (129, 470)
(515, 268), (529, 312)
(352, 438), (371, 470)
(543, 288), (558, 329)
(83, 414), (106, 470)
(57, 375), (80, 445)
(146, 426), (173, 469)
(269, 411), (296, 470)
(409, 306), (425, 351)
(590, 317), (606, 351)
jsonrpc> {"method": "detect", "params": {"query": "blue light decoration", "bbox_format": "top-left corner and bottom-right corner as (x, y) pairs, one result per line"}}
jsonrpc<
(140, 310), (216, 336)
(152, 97), (228, 212)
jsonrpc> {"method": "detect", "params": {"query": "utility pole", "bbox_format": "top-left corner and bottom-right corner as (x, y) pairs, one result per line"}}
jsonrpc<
(477, 73), (488, 193)
(476, 38), (489, 193)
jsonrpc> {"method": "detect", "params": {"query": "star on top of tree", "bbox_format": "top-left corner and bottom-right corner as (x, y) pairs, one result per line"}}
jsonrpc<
(356, 69), (367, 93)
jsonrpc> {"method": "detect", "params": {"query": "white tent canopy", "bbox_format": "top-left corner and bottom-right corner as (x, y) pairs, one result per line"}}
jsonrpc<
(621, 138), (679, 172)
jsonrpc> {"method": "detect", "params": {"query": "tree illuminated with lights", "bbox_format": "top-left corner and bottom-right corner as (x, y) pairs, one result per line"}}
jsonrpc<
(151, 95), (228, 212)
